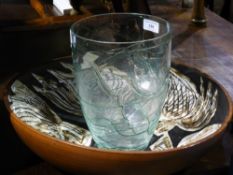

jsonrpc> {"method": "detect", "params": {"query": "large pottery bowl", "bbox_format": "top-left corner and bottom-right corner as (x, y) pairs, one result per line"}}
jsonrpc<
(4, 58), (232, 175)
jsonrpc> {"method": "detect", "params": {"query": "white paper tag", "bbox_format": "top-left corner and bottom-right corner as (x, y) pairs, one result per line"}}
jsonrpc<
(143, 19), (159, 33)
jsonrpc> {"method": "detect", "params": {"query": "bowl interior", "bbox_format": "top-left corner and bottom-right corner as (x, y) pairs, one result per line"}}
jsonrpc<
(5, 57), (232, 153)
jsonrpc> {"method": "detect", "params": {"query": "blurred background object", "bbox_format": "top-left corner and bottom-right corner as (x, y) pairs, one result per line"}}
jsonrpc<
(205, 0), (232, 22)
(100, 0), (151, 14)
(220, 0), (233, 22)
(205, 0), (214, 10)
(69, 0), (83, 13)
(182, 0), (193, 8)
(192, 0), (207, 26)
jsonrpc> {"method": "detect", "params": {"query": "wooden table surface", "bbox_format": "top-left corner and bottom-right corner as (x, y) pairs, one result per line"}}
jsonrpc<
(0, 1), (233, 175)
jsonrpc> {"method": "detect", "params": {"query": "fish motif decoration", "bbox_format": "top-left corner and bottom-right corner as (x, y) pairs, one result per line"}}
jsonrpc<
(9, 80), (92, 146)
(8, 60), (220, 150)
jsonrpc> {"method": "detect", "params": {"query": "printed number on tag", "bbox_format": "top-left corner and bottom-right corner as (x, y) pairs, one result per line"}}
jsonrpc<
(143, 19), (159, 33)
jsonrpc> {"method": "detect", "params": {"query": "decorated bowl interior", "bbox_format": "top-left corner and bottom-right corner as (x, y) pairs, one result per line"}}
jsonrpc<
(6, 57), (230, 152)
